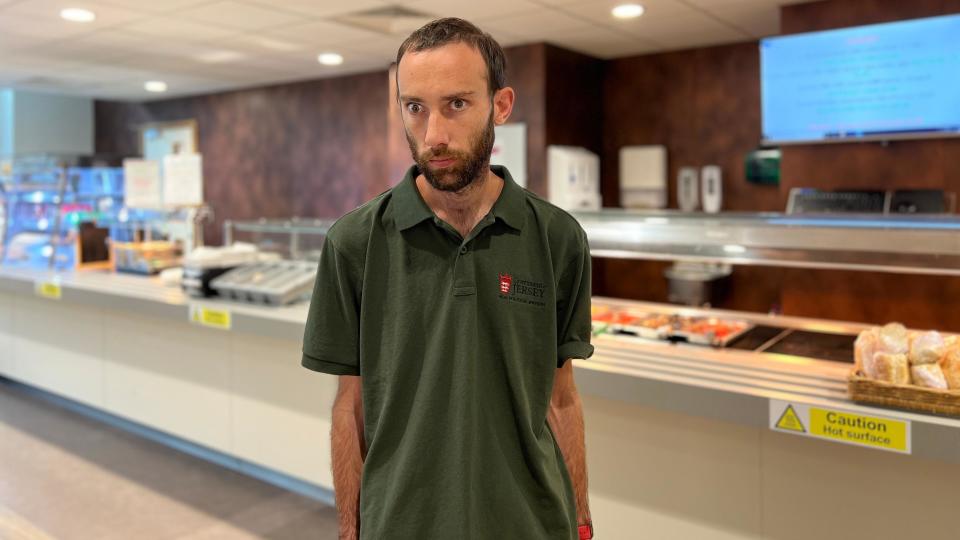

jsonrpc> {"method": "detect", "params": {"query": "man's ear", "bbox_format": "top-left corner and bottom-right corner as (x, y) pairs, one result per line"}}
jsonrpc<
(492, 86), (515, 126)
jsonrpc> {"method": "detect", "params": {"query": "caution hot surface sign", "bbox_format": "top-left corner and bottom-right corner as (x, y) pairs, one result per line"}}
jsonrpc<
(768, 400), (911, 454)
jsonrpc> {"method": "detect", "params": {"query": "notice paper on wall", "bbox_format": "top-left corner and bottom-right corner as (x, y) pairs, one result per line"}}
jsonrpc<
(769, 399), (911, 454)
(122, 158), (162, 208)
(492, 123), (526, 188)
(163, 153), (204, 207)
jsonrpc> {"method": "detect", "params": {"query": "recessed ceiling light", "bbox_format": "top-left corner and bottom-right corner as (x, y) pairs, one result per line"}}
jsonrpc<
(144, 81), (168, 93)
(317, 52), (344, 66)
(60, 8), (96, 23)
(195, 50), (245, 64)
(612, 4), (645, 19)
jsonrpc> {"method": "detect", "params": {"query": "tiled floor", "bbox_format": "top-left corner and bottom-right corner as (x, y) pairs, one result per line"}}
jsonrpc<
(0, 379), (339, 540)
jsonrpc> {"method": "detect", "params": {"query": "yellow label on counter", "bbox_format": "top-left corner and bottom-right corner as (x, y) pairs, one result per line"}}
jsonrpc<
(190, 305), (232, 330)
(769, 399), (910, 454)
(35, 281), (62, 300)
(809, 407), (908, 452)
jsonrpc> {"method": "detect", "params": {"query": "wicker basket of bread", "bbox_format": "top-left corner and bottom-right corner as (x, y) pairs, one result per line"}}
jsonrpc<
(849, 323), (960, 416)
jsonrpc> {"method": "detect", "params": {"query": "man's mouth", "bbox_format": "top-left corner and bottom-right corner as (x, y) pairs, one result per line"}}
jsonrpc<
(428, 157), (457, 168)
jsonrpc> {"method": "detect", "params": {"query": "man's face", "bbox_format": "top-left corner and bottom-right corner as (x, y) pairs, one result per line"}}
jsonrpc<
(397, 42), (501, 192)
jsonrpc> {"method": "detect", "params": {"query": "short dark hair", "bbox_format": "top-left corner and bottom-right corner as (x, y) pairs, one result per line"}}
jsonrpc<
(396, 17), (507, 95)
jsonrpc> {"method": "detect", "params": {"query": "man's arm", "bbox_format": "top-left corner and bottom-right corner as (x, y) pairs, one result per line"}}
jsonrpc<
(331, 375), (365, 540)
(547, 360), (591, 527)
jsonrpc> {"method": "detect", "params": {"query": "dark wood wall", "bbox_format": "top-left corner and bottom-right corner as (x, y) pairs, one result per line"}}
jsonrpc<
(597, 41), (785, 313)
(777, 0), (960, 330)
(96, 71), (389, 245)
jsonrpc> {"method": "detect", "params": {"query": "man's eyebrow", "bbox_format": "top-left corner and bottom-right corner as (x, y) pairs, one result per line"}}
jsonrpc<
(441, 91), (475, 100)
(398, 91), (476, 102)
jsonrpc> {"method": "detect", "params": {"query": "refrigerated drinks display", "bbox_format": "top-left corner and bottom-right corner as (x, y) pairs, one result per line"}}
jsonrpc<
(0, 156), (124, 270)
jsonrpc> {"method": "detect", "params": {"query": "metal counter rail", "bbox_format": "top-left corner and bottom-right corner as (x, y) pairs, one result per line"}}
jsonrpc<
(2, 268), (959, 462)
(572, 210), (960, 276)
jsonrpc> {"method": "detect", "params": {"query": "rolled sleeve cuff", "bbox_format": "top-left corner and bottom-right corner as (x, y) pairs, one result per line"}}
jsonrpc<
(301, 352), (360, 376)
(557, 341), (594, 367)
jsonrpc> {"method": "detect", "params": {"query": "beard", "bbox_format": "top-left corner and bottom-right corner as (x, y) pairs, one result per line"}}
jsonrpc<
(406, 112), (496, 193)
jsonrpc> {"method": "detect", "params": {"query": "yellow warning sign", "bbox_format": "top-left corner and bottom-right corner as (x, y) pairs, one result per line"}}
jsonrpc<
(189, 306), (232, 330)
(775, 405), (806, 433)
(769, 399), (911, 454)
(35, 281), (62, 300)
(809, 408), (908, 453)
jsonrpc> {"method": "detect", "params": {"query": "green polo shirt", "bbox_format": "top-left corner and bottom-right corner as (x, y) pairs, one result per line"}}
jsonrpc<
(302, 165), (593, 540)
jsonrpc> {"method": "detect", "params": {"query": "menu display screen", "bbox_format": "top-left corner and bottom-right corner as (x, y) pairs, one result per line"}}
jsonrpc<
(761, 14), (960, 144)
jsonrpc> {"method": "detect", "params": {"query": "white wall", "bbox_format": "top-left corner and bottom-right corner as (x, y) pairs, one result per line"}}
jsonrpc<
(0, 89), (93, 157)
(0, 89), (13, 157)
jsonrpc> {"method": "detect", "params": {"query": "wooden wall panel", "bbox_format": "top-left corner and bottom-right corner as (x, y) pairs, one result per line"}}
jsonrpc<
(544, 44), (604, 156)
(597, 41), (781, 312)
(96, 71), (388, 245)
(775, 0), (960, 328)
(503, 44), (547, 196)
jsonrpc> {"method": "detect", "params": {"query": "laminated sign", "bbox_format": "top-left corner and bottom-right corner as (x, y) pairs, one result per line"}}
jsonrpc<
(769, 399), (910, 454)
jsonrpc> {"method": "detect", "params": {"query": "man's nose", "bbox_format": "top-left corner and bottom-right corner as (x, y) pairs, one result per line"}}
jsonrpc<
(424, 112), (450, 148)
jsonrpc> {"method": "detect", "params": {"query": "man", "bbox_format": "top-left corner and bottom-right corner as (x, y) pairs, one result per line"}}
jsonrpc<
(302, 18), (594, 540)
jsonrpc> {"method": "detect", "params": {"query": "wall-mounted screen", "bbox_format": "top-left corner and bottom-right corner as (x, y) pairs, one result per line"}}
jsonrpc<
(761, 14), (960, 145)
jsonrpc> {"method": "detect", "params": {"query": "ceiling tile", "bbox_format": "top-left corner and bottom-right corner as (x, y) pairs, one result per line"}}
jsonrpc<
(262, 19), (387, 47)
(94, 0), (218, 13)
(203, 33), (309, 55)
(557, 0), (693, 23)
(474, 8), (589, 37)
(548, 27), (661, 59)
(3, 0), (151, 28)
(122, 16), (237, 40)
(401, 0), (539, 20)
(0, 12), (102, 40)
(245, 0), (392, 18)
(178, 1), (303, 31)
(695, 0), (780, 37)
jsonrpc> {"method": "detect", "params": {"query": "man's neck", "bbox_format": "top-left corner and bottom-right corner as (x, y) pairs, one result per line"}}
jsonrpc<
(416, 167), (504, 239)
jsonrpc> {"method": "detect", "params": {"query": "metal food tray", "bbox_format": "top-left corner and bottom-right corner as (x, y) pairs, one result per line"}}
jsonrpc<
(609, 312), (674, 340)
(210, 260), (316, 306)
(667, 318), (754, 347)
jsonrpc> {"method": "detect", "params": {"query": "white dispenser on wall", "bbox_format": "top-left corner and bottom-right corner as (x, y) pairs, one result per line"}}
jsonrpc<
(701, 165), (723, 213)
(619, 145), (667, 209)
(677, 167), (700, 211)
(547, 145), (601, 211)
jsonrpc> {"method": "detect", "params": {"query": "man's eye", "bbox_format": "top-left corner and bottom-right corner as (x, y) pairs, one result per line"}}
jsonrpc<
(451, 99), (466, 110)
(407, 103), (422, 114)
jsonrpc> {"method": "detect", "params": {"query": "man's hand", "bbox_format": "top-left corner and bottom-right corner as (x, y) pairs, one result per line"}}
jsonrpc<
(332, 375), (364, 540)
(547, 360), (592, 528)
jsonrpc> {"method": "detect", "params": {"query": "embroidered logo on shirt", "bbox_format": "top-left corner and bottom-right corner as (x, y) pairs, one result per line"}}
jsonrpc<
(498, 273), (513, 294)
(497, 273), (546, 307)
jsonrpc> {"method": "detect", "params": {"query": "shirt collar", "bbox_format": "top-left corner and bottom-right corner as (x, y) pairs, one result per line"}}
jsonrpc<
(392, 164), (526, 232)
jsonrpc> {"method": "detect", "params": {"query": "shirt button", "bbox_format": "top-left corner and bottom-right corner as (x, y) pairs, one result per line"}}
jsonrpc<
(459, 246), (468, 254)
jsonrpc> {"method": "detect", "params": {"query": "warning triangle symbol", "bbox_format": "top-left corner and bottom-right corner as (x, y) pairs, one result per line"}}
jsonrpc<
(775, 405), (806, 433)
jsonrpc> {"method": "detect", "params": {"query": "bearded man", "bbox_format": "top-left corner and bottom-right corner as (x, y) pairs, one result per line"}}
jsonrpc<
(302, 17), (595, 540)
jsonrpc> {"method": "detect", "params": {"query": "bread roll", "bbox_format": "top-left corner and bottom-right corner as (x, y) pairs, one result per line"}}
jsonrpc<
(854, 329), (879, 375)
(939, 344), (960, 389)
(911, 363), (948, 389)
(878, 323), (909, 355)
(873, 352), (909, 384)
(909, 331), (945, 365)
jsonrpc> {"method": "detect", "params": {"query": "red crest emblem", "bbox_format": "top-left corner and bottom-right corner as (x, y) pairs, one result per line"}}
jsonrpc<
(498, 273), (513, 295)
